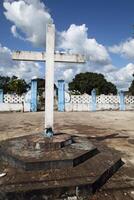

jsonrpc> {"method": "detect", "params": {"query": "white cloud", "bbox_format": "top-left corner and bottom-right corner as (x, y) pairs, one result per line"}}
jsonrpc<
(3, 0), (134, 91)
(3, 1), (110, 64)
(109, 38), (134, 59)
(55, 61), (134, 91)
(0, 43), (42, 81)
(3, 0), (53, 46)
(63, 69), (74, 82)
(0, 43), (133, 91)
(105, 63), (134, 90)
(55, 25), (134, 90)
(59, 24), (111, 65)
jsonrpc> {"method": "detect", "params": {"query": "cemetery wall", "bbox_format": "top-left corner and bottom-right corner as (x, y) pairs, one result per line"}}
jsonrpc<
(65, 94), (134, 112)
(0, 79), (39, 112)
(0, 102), (30, 112)
(0, 93), (31, 112)
(125, 96), (134, 110)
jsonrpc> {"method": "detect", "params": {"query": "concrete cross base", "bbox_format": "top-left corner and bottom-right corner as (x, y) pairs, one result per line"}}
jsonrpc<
(21, 133), (73, 151)
(0, 135), (124, 198)
(0, 134), (98, 171)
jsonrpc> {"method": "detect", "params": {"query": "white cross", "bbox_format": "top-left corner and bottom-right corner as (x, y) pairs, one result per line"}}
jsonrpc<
(12, 23), (85, 137)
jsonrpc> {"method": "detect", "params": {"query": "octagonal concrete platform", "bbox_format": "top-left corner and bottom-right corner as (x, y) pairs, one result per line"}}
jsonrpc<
(0, 143), (123, 195)
(0, 134), (98, 171)
(0, 134), (124, 198)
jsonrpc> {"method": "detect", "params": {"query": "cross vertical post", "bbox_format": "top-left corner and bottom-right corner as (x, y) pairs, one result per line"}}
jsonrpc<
(44, 24), (55, 137)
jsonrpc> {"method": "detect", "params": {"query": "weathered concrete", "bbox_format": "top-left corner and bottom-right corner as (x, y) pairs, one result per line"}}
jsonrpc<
(0, 140), (123, 194)
(0, 135), (98, 171)
(45, 24), (55, 132)
(12, 51), (85, 63)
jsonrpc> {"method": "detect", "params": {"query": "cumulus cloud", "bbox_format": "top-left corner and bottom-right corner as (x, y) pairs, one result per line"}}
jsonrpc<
(0, 43), (42, 81)
(63, 69), (74, 82)
(54, 24), (111, 82)
(3, 0), (53, 46)
(55, 61), (134, 91)
(105, 63), (134, 90)
(109, 38), (134, 59)
(0, 42), (133, 90)
(58, 24), (111, 65)
(3, 1), (110, 64)
(55, 25), (134, 90)
(3, 0), (134, 90)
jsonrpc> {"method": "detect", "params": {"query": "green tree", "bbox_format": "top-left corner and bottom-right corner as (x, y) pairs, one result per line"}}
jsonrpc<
(129, 74), (134, 95)
(69, 72), (117, 95)
(0, 76), (10, 93)
(0, 76), (29, 95)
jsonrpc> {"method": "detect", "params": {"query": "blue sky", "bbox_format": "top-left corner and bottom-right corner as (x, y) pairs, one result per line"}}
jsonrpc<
(46, 0), (134, 42)
(1, 0), (134, 48)
(0, 0), (134, 90)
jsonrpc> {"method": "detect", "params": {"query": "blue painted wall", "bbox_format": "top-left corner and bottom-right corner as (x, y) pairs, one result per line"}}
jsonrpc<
(58, 80), (65, 112)
(0, 89), (3, 103)
(31, 79), (37, 112)
(119, 90), (125, 111)
(91, 89), (96, 111)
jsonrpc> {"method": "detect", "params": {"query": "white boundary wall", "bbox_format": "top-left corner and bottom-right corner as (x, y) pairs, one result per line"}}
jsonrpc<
(0, 103), (30, 112)
(0, 92), (31, 112)
(125, 96), (134, 110)
(65, 93), (134, 112)
(65, 94), (92, 111)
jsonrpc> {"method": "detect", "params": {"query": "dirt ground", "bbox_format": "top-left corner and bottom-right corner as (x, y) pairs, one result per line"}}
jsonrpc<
(0, 111), (134, 199)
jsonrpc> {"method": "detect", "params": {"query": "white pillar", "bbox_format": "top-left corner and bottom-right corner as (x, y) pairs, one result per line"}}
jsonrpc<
(45, 24), (55, 135)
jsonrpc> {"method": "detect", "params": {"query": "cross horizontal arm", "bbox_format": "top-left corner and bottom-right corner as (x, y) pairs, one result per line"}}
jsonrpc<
(12, 51), (85, 63)
(55, 53), (85, 63)
(12, 51), (46, 62)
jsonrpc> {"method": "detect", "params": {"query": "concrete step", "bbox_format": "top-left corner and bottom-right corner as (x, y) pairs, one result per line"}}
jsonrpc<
(0, 135), (99, 171)
(0, 144), (124, 195)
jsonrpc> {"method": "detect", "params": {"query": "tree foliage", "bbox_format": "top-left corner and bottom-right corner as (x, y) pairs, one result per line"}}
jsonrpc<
(0, 76), (29, 95)
(69, 72), (117, 95)
(129, 74), (134, 95)
(0, 76), (10, 94)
